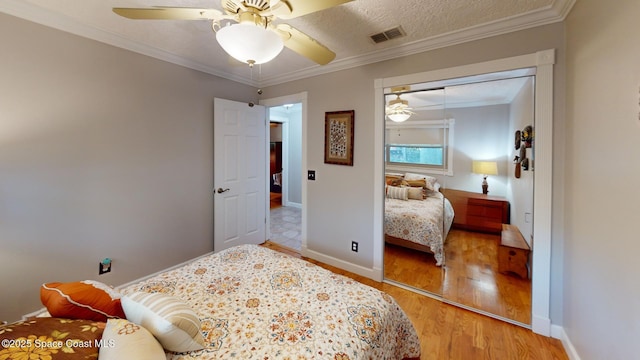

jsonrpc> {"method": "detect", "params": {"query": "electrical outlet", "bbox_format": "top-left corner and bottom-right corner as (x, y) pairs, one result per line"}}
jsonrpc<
(525, 212), (532, 223)
(351, 241), (358, 252)
(307, 170), (316, 181)
(99, 258), (112, 275)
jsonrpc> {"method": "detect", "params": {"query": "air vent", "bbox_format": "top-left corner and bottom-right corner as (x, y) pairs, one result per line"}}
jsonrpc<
(370, 26), (406, 44)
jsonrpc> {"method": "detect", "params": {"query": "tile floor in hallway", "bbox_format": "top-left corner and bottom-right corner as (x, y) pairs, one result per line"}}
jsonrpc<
(269, 206), (301, 251)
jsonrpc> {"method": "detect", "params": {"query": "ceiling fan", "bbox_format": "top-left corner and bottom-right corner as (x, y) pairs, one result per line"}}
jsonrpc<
(386, 86), (415, 122)
(112, 0), (352, 66)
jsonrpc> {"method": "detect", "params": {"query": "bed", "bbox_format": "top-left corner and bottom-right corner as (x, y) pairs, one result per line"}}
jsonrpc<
(385, 183), (455, 266)
(2, 244), (421, 360)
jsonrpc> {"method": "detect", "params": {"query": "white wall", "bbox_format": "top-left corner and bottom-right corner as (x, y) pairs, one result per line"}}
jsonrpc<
(287, 106), (303, 205)
(507, 78), (535, 246)
(564, 1), (640, 358)
(443, 106), (511, 196)
(0, 13), (255, 322)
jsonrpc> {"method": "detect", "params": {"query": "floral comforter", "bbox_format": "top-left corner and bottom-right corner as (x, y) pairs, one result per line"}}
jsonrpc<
(385, 192), (455, 266)
(119, 244), (421, 360)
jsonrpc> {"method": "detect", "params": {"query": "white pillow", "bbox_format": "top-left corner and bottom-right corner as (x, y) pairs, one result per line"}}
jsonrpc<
(99, 318), (166, 360)
(121, 292), (205, 352)
(407, 186), (425, 200)
(386, 185), (409, 200)
(403, 172), (426, 180)
(404, 172), (439, 191)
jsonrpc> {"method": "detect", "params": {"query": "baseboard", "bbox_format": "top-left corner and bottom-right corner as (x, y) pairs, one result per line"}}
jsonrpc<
(302, 246), (383, 281)
(552, 325), (581, 360)
(22, 307), (48, 320)
(115, 251), (214, 290)
(531, 314), (551, 336)
(283, 201), (302, 209)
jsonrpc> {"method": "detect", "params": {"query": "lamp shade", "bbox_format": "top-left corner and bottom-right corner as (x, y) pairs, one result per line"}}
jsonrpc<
(472, 161), (498, 175)
(216, 22), (284, 65)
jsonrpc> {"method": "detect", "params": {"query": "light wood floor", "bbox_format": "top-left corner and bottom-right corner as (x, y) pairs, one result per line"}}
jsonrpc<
(385, 229), (531, 324)
(262, 241), (567, 360)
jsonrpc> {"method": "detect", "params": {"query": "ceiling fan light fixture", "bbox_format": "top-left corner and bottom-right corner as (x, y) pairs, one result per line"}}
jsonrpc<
(387, 112), (412, 122)
(216, 22), (284, 65)
(386, 92), (414, 122)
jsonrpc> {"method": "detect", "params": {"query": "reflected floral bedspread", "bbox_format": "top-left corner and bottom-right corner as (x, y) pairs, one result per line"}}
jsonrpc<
(119, 244), (421, 360)
(385, 192), (454, 266)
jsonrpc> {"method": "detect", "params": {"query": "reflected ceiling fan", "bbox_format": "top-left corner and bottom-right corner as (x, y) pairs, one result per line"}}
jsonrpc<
(386, 86), (415, 122)
(113, 0), (352, 66)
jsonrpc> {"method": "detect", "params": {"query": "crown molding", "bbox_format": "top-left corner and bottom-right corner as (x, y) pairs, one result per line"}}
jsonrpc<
(0, 0), (259, 86)
(259, 0), (575, 87)
(1, 0), (574, 88)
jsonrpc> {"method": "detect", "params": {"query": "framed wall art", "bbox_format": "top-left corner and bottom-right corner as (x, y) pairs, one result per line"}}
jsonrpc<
(324, 110), (355, 166)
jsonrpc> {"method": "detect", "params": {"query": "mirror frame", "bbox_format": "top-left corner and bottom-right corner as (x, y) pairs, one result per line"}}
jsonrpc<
(373, 49), (555, 336)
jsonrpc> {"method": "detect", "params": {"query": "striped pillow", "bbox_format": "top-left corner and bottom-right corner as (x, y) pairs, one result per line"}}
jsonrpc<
(386, 185), (409, 200)
(99, 318), (165, 359)
(121, 292), (205, 352)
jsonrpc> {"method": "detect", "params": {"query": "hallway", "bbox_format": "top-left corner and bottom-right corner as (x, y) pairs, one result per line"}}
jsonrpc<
(269, 205), (301, 251)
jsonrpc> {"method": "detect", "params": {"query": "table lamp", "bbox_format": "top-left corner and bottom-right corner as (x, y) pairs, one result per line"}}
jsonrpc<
(472, 161), (498, 194)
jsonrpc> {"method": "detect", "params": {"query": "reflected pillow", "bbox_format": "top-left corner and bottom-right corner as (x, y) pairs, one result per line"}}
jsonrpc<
(407, 186), (425, 200)
(386, 185), (409, 200)
(385, 174), (404, 186)
(403, 173), (439, 191)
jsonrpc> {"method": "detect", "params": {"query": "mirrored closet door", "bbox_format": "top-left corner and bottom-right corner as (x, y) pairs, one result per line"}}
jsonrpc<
(383, 86), (447, 298)
(383, 69), (536, 326)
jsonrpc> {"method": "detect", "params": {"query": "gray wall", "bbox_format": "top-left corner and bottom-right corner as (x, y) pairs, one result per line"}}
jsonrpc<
(564, 0), (640, 358)
(6, 3), (637, 356)
(263, 22), (567, 326)
(0, 13), (255, 322)
(0, 10), (575, 350)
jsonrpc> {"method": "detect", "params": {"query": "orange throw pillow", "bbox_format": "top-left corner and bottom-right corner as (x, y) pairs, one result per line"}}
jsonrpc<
(40, 280), (125, 321)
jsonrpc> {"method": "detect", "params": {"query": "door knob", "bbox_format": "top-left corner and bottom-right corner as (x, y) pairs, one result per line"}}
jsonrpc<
(216, 188), (230, 194)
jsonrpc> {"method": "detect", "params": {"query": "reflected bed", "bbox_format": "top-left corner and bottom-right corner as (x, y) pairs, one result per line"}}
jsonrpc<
(385, 191), (454, 266)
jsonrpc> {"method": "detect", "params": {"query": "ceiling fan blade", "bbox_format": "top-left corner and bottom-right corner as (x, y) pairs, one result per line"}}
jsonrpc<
(113, 7), (224, 20)
(274, 0), (353, 19)
(275, 24), (335, 65)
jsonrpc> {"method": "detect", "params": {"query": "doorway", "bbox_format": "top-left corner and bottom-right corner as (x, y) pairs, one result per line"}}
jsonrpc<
(265, 102), (303, 252)
(270, 122), (283, 209)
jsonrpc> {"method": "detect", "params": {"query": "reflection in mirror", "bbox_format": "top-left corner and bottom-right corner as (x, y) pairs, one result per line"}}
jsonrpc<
(383, 87), (449, 297)
(383, 70), (535, 326)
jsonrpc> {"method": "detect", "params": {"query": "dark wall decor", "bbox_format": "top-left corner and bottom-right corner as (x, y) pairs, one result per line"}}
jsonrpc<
(513, 125), (534, 178)
(324, 110), (355, 166)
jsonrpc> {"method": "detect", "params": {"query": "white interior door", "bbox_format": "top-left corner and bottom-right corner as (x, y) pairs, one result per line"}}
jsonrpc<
(214, 98), (266, 251)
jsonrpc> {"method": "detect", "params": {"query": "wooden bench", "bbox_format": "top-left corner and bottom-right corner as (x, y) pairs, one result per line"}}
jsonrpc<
(498, 224), (531, 279)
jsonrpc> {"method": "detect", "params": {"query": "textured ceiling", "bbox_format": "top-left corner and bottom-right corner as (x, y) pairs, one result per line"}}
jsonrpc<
(1, 0), (574, 87)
